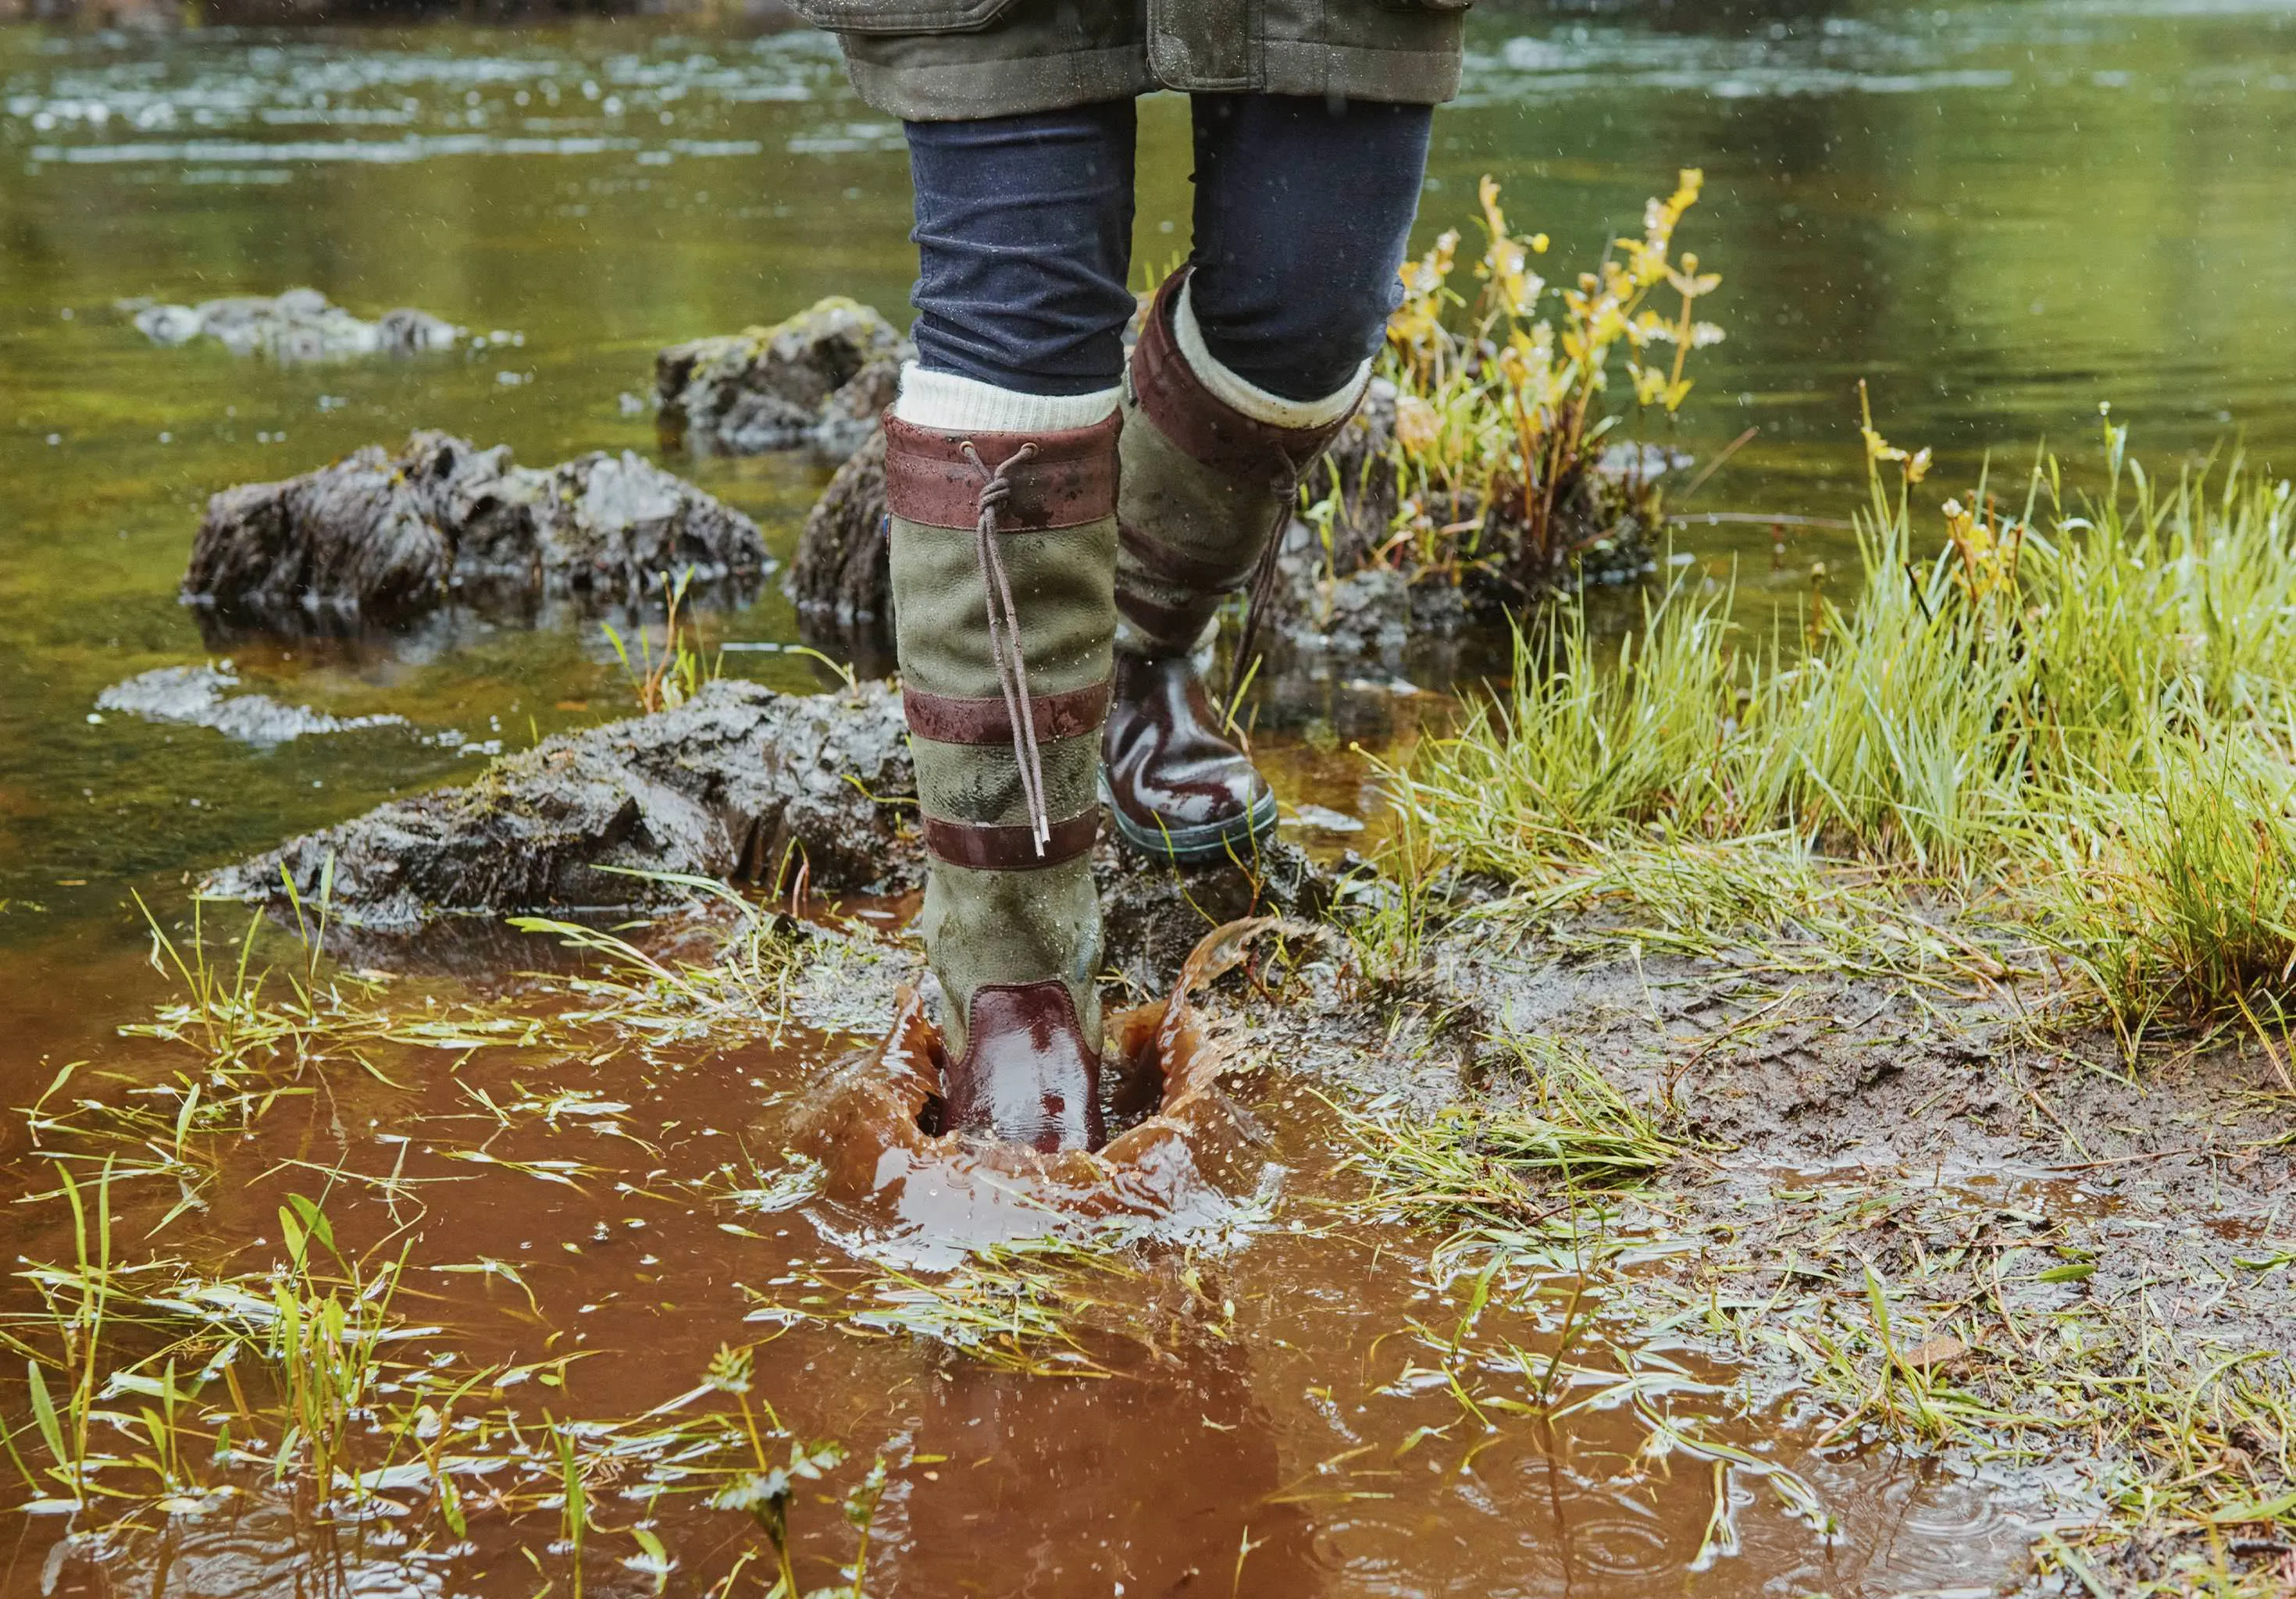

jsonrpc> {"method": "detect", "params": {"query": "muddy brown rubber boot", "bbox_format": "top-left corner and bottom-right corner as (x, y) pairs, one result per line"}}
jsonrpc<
(885, 405), (1118, 1152)
(1107, 268), (1363, 864)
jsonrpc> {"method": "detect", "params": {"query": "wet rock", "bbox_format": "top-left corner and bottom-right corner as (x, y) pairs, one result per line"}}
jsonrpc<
(790, 425), (888, 625)
(94, 663), (409, 748)
(655, 297), (907, 458)
(205, 668), (1345, 967)
(1268, 529), (1490, 666)
(123, 287), (458, 361)
(182, 431), (769, 628)
(203, 679), (916, 931)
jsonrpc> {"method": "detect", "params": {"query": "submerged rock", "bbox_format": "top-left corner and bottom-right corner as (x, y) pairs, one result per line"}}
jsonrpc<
(182, 431), (769, 628)
(95, 663), (409, 748)
(124, 287), (458, 361)
(655, 297), (907, 458)
(203, 679), (916, 930)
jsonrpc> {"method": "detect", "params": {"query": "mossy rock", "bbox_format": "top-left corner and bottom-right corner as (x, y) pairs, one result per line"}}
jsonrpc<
(655, 297), (909, 458)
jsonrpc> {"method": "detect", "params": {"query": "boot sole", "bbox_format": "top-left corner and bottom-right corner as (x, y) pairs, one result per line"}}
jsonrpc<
(1100, 779), (1280, 867)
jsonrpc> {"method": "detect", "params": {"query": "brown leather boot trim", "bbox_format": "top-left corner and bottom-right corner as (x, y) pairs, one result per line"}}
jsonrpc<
(1115, 586), (1218, 646)
(883, 411), (1121, 532)
(1118, 516), (1252, 595)
(923, 809), (1100, 871)
(903, 681), (1111, 746)
(1130, 268), (1360, 483)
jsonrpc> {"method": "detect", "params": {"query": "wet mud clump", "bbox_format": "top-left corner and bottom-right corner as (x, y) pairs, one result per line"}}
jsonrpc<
(204, 680), (914, 928)
(182, 430), (768, 629)
(123, 287), (459, 361)
(655, 296), (907, 459)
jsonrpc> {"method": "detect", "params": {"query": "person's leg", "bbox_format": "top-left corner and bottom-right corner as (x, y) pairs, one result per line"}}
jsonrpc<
(891, 101), (1138, 1152)
(1106, 92), (1434, 863)
(1182, 94), (1433, 401)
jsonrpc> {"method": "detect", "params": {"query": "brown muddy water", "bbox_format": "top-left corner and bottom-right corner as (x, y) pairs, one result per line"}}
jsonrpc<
(5, 0), (2296, 1590)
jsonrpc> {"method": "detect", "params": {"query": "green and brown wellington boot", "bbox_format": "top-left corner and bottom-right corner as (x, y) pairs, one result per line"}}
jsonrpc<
(1107, 267), (1366, 865)
(884, 397), (1120, 1152)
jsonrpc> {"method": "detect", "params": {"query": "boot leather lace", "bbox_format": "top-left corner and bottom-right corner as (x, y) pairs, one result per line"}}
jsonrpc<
(1231, 443), (1316, 709)
(960, 440), (1051, 854)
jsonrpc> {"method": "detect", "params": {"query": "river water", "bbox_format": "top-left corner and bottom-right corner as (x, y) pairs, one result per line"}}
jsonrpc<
(1, 0), (2292, 1590)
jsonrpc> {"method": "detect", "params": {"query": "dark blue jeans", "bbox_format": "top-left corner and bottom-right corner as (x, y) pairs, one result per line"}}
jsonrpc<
(904, 94), (1434, 404)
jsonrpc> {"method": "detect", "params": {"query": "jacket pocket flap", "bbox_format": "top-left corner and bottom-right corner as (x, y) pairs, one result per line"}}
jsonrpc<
(787, 0), (1020, 34)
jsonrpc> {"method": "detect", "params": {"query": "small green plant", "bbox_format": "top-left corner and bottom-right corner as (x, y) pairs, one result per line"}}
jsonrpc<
(604, 568), (718, 713)
(705, 1341), (850, 1597)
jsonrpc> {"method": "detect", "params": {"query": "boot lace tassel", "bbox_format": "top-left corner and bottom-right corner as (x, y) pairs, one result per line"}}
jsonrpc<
(961, 440), (1052, 855)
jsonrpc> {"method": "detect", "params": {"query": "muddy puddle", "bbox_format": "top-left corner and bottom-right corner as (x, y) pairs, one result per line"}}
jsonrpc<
(0, 899), (2036, 1597)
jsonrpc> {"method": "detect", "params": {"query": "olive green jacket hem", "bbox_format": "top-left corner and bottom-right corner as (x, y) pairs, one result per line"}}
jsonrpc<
(811, 0), (1466, 121)
(843, 42), (1157, 121)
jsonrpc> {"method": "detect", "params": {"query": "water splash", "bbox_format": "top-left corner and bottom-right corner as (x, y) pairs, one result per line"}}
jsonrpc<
(790, 918), (1292, 1269)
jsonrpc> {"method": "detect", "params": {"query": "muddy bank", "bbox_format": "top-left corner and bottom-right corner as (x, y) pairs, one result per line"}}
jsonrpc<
(123, 287), (458, 361)
(1302, 899), (2296, 1593)
(204, 680), (1336, 972)
(788, 377), (1665, 656)
(655, 297), (907, 459)
(182, 431), (769, 629)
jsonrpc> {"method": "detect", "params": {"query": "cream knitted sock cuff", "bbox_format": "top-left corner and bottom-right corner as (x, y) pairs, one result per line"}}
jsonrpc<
(1171, 279), (1371, 431)
(893, 364), (1122, 433)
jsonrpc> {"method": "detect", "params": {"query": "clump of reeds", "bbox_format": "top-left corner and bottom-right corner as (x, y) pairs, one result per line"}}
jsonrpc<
(1387, 403), (2296, 1042)
(1335, 1035), (1678, 1245)
(1370, 170), (1724, 588)
(2043, 738), (2296, 1065)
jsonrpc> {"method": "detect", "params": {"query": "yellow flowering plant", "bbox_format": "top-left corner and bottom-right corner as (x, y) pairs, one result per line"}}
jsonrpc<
(1376, 170), (1724, 589)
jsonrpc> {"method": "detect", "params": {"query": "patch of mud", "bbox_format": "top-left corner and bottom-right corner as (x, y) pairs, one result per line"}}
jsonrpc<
(1401, 912), (2296, 1590)
(123, 287), (460, 361)
(183, 430), (768, 629)
(94, 662), (410, 747)
(654, 297), (906, 459)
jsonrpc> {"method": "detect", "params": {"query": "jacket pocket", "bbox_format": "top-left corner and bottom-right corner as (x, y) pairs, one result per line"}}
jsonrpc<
(786, 0), (1020, 34)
